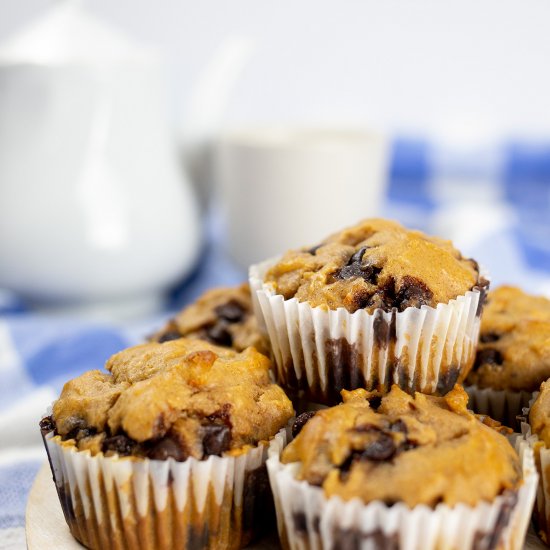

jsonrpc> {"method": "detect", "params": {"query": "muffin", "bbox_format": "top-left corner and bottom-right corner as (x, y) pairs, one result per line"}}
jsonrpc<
(466, 285), (550, 428)
(150, 283), (266, 353)
(520, 381), (550, 544)
(250, 218), (488, 404)
(268, 385), (537, 550)
(40, 338), (294, 550)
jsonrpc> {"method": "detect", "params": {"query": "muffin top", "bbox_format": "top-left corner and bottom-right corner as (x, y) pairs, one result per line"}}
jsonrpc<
(282, 385), (521, 507)
(150, 284), (265, 353)
(44, 338), (293, 460)
(529, 380), (550, 447)
(466, 286), (550, 391)
(264, 219), (481, 313)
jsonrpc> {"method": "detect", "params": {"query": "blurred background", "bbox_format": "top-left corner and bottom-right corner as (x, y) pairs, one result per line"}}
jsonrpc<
(2, 0), (550, 314)
(1, 1), (550, 546)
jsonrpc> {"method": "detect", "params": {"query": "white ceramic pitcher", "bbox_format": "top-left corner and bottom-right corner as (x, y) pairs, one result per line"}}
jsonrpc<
(0, 1), (201, 317)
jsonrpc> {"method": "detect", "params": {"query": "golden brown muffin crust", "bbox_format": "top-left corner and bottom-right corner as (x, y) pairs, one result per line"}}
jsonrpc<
(529, 380), (550, 448)
(51, 339), (293, 460)
(467, 286), (550, 391)
(282, 385), (521, 507)
(265, 219), (480, 313)
(150, 284), (266, 353)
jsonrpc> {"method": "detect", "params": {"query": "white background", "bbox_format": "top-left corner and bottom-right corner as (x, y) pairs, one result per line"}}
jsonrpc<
(1, 0), (550, 141)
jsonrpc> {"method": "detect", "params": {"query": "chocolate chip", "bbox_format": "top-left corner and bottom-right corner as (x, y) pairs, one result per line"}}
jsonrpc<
(325, 338), (367, 397)
(350, 246), (369, 264)
(362, 433), (396, 461)
(205, 321), (233, 347)
(361, 265), (382, 284)
(336, 261), (365, 281)
(480, 332), (500, 343)
(242, 464), (275, 539)
(202, 424), (231, 456)
(293, 511), (308, 534)
(102, 434), (137, 456)
(394, 276), (433, 311)
(390, 419), (408, 434)
(78, 427), (97, 439)
(64, 417), (87, 440)
(367, 278), (397, 311)
(349, 289), (371, 311)
(307, 244), (323, 255)
(157, 329), (182, 343)
(207, 404), (232, 426)
(337, 454), (359, 474)
(468, 258), (480, 273)
(436, 366), (460, 394)
(338, 428), (399, 474)
(336, 247), (382, 285)
(39, 416), (55, 435)
(147, 436), (187, 461)
(367, 395), (382, 410)
(373, 312), (397, 348)
(390, 420), (417, 451)
(476, 284), (489, 317)
(292, 411), (316, 438)
(476, 348), (503, 366)
(478, 276), (490, 289)
(214, 300), (246, 323)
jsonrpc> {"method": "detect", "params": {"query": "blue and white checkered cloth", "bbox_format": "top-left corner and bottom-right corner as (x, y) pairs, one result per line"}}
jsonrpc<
(1, 181), (550, 549)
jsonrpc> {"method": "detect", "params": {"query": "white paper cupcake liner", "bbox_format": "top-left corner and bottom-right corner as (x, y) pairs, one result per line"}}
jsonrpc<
(466, 386), (534, 430)
(267, 435), (537, 550)
(250, 258), (488, 403)
(520, 392), (550, 544)
(43, 428), (287, 550)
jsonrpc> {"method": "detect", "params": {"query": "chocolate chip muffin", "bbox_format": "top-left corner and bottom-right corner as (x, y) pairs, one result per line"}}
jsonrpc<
(529, 381), (550, 447)
(151, 283), (266, 353)
(40, 339), (293, 550)
(250, 218), (488, 403)
(264, 218), (483, 314)
(466, 286), (550, 429)
(268, 385), (536, 550)
(524, 381), (550, 543)
(283, 385), (520, 507)
(467, 286), (550, 392)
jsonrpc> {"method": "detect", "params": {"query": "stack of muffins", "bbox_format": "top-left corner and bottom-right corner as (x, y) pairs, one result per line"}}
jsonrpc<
(40, 218), (550, 550)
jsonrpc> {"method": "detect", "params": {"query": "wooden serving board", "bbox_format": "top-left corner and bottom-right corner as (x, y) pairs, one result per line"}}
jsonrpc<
(26, 462), (545, 549)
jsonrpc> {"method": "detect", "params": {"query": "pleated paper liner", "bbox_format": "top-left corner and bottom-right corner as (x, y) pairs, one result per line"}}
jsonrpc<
(521, 392), (550, 545)
(267, 435), (537, 550)
(42, 428), (287, 550)
(467, 386), (534, 431)
(250, 258), (488, 405)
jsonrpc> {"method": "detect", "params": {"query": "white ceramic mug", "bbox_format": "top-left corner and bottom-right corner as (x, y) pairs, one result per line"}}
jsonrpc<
(216, 127), (389, 268)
